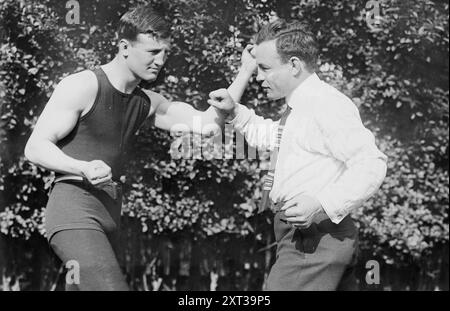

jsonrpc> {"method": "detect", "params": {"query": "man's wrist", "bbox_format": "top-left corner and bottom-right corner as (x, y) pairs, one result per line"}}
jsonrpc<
(238, 66), (255, 79)
(225, 104), (240, 123)
(73, 160), (89, 177)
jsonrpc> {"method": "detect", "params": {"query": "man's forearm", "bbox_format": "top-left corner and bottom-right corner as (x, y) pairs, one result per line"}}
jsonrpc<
(197, 67), (253, 134)
(316, 157), (387, 224)
(199, 106), (226, 134)
(226, 68), (253, 119)
(24, 139), (87, 176)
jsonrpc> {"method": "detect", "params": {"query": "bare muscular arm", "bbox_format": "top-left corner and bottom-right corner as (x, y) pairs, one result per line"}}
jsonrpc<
(24, 71), (112, 185)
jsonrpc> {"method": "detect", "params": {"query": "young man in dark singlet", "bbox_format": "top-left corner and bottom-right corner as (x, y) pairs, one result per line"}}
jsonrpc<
(24, 5), (252, 290)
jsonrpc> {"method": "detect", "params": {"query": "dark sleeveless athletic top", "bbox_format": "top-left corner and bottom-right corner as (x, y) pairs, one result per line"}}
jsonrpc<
(57, 67), (151, 180)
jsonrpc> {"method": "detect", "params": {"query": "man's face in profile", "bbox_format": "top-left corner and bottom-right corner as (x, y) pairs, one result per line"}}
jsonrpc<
(125, 33), (170, 81)
(254, 39), (292, 100)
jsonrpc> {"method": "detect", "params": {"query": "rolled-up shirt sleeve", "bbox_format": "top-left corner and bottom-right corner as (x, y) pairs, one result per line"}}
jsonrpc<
(314, 100), (388, 224)
(230, 104), (279, 152)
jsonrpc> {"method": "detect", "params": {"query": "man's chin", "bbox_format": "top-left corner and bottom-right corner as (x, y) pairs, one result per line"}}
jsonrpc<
(266, 91), (281, 100)
(142, 73), (158, 82)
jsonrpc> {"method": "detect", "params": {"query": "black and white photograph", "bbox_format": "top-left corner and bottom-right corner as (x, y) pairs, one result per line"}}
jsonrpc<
(0, 0), (448, 294)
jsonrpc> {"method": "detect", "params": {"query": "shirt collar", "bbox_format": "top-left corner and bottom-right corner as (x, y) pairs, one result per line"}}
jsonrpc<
(286, 73), (321, 109)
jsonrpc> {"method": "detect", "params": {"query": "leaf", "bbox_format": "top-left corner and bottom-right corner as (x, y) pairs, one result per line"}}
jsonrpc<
(28, 68), (38, 75)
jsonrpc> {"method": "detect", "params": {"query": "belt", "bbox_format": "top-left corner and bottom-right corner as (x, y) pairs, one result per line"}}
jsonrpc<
(54, 175), (84, 183)
(54, 175), (122, 200)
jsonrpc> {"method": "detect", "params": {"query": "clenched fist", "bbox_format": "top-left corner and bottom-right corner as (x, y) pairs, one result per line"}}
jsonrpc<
(207, 88), (236, 112)
(80, 160), (113, 186)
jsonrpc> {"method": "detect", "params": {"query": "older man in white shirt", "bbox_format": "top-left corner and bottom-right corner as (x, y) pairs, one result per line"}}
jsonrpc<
(208, 19), (387, 290)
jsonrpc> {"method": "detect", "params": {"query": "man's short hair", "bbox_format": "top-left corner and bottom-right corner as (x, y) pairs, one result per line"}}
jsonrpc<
(117, 5), (170, 42)
(255, 19), (318, 72)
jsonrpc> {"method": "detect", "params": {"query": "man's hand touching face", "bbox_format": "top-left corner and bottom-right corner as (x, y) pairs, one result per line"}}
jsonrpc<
(241, 44), (257, 74)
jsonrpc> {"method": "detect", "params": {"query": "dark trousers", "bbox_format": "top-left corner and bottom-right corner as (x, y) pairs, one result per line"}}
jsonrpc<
(50, 229), (129, 291)
(265, 211), (358, 291)
(46, 181), (129, 290)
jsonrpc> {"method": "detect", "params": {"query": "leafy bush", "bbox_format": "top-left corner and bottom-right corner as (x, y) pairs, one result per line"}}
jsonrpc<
(0, 0), (448, 290)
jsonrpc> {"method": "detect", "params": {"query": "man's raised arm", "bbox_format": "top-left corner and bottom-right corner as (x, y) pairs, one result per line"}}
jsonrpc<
(145, 45), (258, 136)
(207, 45), (279, 151)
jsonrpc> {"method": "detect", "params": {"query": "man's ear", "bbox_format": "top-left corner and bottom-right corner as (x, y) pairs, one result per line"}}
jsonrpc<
(118, 39), (131, 57)
(289, 57), (306, 76)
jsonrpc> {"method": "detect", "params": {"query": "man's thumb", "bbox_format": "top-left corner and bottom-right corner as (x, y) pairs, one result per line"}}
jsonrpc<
(209, 88), (228, 100)
(207, 99), (221, 108)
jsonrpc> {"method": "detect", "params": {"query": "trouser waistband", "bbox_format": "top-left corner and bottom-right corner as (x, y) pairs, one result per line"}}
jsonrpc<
(272, 201), (330, 224)
(272, 202), (356, 245)
(54, 175), (122, 200)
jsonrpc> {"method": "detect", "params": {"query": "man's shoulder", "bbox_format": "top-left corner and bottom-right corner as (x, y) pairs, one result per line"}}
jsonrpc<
(58, 70), (98, 94)
(140, 89), (168, 107)
(310, 81), (357, 115)
(52, 70), (98, 111)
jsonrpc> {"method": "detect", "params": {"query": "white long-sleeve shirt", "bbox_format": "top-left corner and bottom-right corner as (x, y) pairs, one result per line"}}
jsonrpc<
(231, 73), (387, 224)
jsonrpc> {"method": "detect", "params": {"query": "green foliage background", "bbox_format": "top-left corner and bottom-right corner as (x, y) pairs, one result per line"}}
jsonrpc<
(0, 0), (448, 290)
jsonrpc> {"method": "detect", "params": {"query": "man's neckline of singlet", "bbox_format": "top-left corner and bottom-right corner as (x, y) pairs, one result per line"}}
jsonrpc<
(99, 66), (138, 97)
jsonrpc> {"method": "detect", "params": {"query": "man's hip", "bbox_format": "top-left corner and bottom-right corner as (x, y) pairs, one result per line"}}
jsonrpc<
(45, 178), (123, 243)
(266, 209), (358, 291)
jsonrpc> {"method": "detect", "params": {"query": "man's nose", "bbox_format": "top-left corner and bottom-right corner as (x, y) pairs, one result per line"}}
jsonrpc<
(256, 69), (264, 82)
(153, 52), (165, 66)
